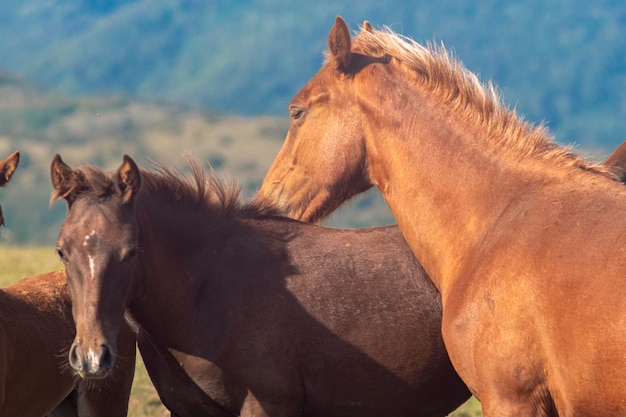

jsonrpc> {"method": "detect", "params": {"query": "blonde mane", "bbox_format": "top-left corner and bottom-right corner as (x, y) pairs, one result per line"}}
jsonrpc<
(348, 24), (613, 177)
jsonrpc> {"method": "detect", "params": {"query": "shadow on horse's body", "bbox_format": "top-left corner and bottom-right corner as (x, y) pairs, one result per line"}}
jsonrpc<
(0, 270), (135, 416)
(50, 155), (470, 417)
(256, 17), (626, 417)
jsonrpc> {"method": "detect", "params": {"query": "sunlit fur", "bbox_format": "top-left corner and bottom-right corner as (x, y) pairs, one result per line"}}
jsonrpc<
(347, 25), (615, 176)
(257, 17), (626, 417)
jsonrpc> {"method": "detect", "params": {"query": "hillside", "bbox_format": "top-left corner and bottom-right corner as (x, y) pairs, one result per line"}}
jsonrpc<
(0, 1), (624, 243)
(0, 75), (395, 244)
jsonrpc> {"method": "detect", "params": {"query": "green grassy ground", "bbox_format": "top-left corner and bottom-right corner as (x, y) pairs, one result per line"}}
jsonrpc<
(0, 245), (482, 416)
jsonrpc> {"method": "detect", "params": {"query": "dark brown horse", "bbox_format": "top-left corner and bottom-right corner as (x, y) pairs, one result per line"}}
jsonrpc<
(50, 154), (470, 417)
(256, 17), (626, 417)
(0, 150), (19, 226)
(0, 270), (135, 416)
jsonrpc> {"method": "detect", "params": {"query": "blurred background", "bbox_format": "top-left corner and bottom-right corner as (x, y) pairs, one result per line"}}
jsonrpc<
(0, 0), (624, 244)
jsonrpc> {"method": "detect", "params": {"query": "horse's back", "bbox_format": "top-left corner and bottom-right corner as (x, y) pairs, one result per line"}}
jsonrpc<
(178, 219), (469, 416)
(0, 271), (75, 416)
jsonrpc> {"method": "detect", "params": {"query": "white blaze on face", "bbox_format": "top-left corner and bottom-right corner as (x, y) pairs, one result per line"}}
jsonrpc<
(87, 348), (100, 370)
(84, 230), (97, 280)
(89, 256), (96, 281)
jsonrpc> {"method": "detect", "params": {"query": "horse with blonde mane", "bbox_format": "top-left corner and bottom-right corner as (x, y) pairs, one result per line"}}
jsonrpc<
(256, 16), (626, 417)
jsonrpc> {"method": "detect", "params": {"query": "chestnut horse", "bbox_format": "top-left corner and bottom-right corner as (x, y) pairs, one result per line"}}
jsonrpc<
(0, 150), (19, 226)
(50, 154), (470, 417)
(0, 270), (135, 416)
(256, 17), (626, 417)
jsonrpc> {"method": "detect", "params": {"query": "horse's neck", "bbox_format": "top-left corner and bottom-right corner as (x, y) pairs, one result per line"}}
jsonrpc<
(131, 200), (248, 351)
(366, 112), (539, 293)
(131, 203), (209, 341)
(130, 248), (206, 351)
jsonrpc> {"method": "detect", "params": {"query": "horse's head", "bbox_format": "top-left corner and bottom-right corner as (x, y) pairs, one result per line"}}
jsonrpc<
(256, 17), (383, 222)
(0, 150), (20, 226)
(50, 154), (141, 379)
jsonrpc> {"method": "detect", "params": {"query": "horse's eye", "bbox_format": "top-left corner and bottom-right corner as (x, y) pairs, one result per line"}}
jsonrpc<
(289, 106), (304, 120)
(123, 246), (140, 262)
(56, 247), (66, 262)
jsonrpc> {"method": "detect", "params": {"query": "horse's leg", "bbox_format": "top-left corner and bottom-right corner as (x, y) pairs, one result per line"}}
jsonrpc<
(479, 388), (556, 417)
(240, 391), (304, 417)
(46, 391), (79, 417)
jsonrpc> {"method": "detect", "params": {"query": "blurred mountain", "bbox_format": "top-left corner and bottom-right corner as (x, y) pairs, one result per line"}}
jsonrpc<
(0, 1), (625, 243)
(0, 0), (624, 149)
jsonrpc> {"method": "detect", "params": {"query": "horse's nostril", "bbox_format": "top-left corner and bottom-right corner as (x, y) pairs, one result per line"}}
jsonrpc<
(68, 343), (82, 371)
(100, 344), (113, 371)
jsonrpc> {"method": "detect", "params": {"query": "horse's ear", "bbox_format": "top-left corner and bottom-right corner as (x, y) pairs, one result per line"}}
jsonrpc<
(362, 20), (373, 33)
(603, 141), (626, 171)
(328, 16), (352, 71)
(602, 140), (626, 183)
(50, 154), (76, 204)
(116, 155), (141, 204)
(0, 150), (19, 187)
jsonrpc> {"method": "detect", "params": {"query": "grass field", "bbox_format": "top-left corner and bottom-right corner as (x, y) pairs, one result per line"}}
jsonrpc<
(0, 245), (482, 416)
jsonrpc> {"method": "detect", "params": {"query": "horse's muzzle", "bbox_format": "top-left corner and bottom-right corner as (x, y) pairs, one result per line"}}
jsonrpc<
(69, 341), (114, 379)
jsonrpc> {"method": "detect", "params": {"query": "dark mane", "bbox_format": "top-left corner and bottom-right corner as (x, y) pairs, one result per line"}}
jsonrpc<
(344, 23), (617, 180)
(141, 159), (283, 218)
(50, 158), (283, 219)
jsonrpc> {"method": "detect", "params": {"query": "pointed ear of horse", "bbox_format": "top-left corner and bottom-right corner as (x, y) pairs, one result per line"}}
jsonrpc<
(602, 140), (626, 182)
(50, 154), (79, 205)
(0, 150), (19, 187)
(603, 141), (626, 168)
(362, 20), (373, 33)
(328, 16), (352, 71)
(116, 155), (141, 204)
